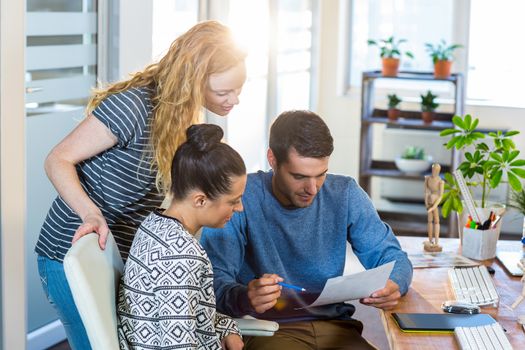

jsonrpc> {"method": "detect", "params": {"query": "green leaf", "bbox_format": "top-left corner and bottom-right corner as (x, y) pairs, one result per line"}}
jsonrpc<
(471, 118), (479, 130)
(472, 132), (486, 140)
(508, 150), (520, 162)
(452, 195), (461, 211)
(457, 200), (463, 213)
(511, 168), (525, 178)
(490, 153), (503, 162)
(483, 160), (499, 168)
(505, 130), (520, 137)
(441, 197), (452, 218)
(446, 135), (460, 149)
(464, 114), (472, 129)
(508, 172), (522, 192)
(476, 142), (489, 152)
(452, 115), (465, 129)
(502, 138), (515, 150)
(440, 128), (460, 136)
(510, 159), (525, 166)
(489, 169), (503, 188)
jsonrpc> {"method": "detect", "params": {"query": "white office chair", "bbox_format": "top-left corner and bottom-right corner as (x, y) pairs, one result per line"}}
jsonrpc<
(64, 232), (278, 350)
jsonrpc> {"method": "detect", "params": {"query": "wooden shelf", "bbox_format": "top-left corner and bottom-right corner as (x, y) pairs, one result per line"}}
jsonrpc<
(361, 160), (451, 180)
(359, 70), (465, 237)
(363, 70), (462, 83)
(378, 209), (450, 236)
(363, 108), (455, 130)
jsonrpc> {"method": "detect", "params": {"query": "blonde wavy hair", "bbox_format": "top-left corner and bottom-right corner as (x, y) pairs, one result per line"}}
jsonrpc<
(87, 20), (246, 193)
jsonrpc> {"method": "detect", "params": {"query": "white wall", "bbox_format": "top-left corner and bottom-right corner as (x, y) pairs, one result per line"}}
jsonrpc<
(1, 0), (27, 348)
(117, 0), (153, 80)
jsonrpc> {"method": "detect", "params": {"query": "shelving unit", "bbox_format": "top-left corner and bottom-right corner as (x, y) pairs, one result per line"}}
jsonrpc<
(359, 70), (465, 237)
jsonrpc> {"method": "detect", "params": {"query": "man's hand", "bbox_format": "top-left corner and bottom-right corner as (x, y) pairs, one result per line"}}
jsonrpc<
(221, 334), (243, 350)
(360, 279), (401, 310)
(247, 273), (283, 314)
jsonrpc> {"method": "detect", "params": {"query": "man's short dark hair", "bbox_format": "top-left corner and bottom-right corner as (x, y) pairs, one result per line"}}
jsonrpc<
(269, 110), (334, 165)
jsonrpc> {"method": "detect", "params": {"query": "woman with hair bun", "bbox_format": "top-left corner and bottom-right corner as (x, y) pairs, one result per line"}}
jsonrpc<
(34, 20), (247, 349)
(118, 124), (246, 350)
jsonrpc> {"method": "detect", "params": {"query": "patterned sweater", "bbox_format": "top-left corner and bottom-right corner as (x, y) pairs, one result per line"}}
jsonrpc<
(117, 210), (240, 349)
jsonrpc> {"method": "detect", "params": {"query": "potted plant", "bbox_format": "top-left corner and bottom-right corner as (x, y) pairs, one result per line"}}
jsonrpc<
(508, 188), (525, 240)
(425, 40), (463, 79)
(420, 90), (439, 124)
(387, 93), (402, 121)
(367, 36), (414, 77)
(439, 114), (525, 220)
(394, 146), (432, 174)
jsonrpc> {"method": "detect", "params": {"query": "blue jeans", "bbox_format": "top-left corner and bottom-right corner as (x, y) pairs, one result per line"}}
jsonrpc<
(37, 255), (92, 350)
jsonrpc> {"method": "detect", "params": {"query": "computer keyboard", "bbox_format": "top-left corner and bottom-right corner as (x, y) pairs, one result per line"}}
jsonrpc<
(448, 266), (499, 307)
(455, 323), (513, 350)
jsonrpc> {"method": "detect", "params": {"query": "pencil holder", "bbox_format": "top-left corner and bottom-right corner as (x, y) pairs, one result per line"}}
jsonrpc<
(456, 203), (505, 241)
(461, 227), (499, 260)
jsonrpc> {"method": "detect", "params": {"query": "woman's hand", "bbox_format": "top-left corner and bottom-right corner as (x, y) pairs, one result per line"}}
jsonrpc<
(221, 334), (243, 350)
(72, 212), (110, 249)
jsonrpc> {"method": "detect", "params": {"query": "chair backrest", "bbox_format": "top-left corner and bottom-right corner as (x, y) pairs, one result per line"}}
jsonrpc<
(64, 232), (123, 350)
(64, 232), (279, 349)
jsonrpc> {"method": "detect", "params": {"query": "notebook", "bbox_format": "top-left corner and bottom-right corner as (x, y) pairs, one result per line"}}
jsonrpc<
(392, 313), (497, 333)
(496, 250), (524, 276)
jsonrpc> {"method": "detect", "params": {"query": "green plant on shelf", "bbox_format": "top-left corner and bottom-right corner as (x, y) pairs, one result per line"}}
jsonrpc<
(401, 146), (426, 160)
(424, 39), (463, 64)
(439, 114), (525, 217)
(367, 36), (414, 59)
(420, 91), (439, 112)
(387, 94), (402, 109)
(508, 188), (525, 216)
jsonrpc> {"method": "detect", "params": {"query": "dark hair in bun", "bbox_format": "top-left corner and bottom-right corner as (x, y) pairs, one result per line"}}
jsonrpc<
(170, 124), (246, 200)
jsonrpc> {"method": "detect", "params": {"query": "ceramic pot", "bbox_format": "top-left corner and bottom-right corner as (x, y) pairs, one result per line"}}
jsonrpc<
(381, 57), (400, 77)
(434, 60), (452, 79)
(421, 111), (434, 124)
(387, 108), (400, 121)
(394, 156), (432, 174)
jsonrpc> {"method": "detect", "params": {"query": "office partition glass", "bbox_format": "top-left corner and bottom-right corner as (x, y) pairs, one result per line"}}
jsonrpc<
(25, 0), (99, 346)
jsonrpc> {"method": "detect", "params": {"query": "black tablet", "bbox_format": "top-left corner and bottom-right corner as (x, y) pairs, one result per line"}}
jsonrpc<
(392, 313), (497, 333)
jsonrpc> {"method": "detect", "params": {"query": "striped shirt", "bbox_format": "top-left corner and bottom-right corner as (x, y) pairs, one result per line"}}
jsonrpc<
(35, 87), (164, 262)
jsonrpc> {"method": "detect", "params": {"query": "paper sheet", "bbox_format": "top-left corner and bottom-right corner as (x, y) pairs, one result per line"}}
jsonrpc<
(298, 261), (395, 308)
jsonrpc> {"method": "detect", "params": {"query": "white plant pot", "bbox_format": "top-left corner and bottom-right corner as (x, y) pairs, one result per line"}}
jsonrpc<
(394, 156), (432, 174)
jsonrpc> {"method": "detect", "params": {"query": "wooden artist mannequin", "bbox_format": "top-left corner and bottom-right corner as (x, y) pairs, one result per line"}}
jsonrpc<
(424, 163), (444, 252)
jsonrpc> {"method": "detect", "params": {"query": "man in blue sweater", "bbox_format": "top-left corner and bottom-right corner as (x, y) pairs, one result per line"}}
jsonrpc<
(201, 110), (413, 349)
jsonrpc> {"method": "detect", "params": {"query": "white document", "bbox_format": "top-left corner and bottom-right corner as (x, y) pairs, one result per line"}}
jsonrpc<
(299, 261), (395, 308)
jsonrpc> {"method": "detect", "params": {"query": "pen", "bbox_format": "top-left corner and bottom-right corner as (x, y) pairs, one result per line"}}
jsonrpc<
(490, 215), (501, 229)
(278, 282), (307, 292)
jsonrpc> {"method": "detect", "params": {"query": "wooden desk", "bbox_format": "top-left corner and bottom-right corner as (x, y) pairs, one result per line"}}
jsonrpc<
(383, 236), (525, 350)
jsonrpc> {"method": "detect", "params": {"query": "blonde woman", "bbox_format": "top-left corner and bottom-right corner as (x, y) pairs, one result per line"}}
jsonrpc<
(35, 20), (246, 350)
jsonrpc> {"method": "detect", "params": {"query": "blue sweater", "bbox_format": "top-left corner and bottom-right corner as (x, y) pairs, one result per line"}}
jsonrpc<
(200, 171), (413, 322)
